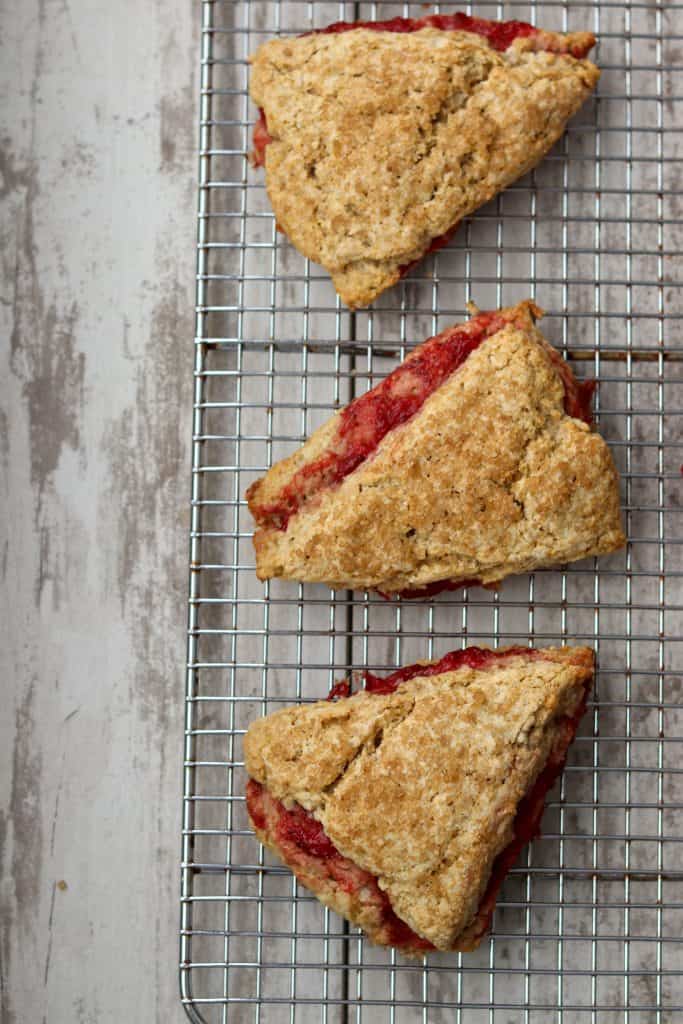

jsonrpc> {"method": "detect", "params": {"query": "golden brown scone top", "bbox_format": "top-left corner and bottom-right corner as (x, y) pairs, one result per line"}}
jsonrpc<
(248, 302), (625, 593)
(244, 646), (594, 950)
(250, 27), (599, 306)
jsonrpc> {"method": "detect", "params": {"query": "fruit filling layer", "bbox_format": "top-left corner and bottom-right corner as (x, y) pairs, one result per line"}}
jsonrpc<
(249, 309), (595, 533)
(249, 310), (507, 531)
(248, 651), (590, 952)
(398, 223), (460, 279)
(360, 645), (542, 695)
(251, 14), (594, 166)
(544, 345), (596, 425)
(252, 109), (272, 167)
(309, 14), (539, 50)
(326, 645), (538, 701)
(379, 576), (497, 601)
(246, 779), (434, 951)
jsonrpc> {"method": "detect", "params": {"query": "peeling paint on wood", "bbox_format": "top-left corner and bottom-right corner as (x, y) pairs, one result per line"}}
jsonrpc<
(1, 1), (198, 1021)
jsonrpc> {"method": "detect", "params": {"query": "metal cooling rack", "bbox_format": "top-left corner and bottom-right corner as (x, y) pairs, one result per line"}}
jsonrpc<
(180, 2), (683, 1020)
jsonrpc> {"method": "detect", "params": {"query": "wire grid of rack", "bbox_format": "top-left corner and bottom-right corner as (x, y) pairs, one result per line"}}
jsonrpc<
(180, 1), (683, 1020)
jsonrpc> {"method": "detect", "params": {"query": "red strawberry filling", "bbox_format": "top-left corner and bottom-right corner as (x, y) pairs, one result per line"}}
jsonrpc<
(247, 649), (590, 951)
(398, 223), (460, 278)
(249, 310), (508, 531)
(252, 109), (272, 167)
(379, 577), (499, 601)
(248, 308), (594, 535)
(246, 779), (434, 951)
(328, 645), (541, 700)
(307, 14), (538, 50)
(543, 343), (596, 424)
(360, 645), (541, 695)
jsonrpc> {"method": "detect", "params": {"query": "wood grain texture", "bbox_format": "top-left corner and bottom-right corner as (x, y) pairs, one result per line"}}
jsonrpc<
(0, 2), (197, 1021)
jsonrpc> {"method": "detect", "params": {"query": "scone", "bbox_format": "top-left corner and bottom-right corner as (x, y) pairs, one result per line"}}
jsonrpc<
(247, 301), (625, 596)
(245, 644), (594, 953)
(249, 14), (600, 306)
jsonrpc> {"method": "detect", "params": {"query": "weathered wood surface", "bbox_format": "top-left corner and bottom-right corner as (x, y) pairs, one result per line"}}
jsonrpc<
(4, 2), (683, 1023)
(1, 2), (198, 1021)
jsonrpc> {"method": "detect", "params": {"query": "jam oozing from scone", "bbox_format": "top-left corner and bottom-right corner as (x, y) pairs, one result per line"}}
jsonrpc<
(361, 645), (540, 695)
(326, 679), (352, 701)
(251, 14), (594, 166)
(246, 779), (434, 951)
(398, 223), (460, 278)
(249, 309), (595, 533)
(249, 310), (507, 531)
(309, 14), (538, 51)
(252, 109), (272, 167)
(379, 576), (500, 600)
(543, 343), (596, 425)
(326, 646), (533, 698)
(310, 15), (593, 58)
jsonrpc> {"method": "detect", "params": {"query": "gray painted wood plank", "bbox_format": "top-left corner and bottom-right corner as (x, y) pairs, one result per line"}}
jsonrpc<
(1, 2), (198, 1021)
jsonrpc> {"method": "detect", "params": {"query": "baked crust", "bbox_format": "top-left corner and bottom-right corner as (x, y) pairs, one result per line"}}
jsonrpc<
(245, 645), (594, 951)
(250, 24), (599, 306)
(247, 301), (625, 594)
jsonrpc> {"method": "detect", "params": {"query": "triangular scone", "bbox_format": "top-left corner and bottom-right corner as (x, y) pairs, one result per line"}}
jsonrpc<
(249, 14), (600, 307)
(245, 644), (594, 953)
(247, 301), (625, 596)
